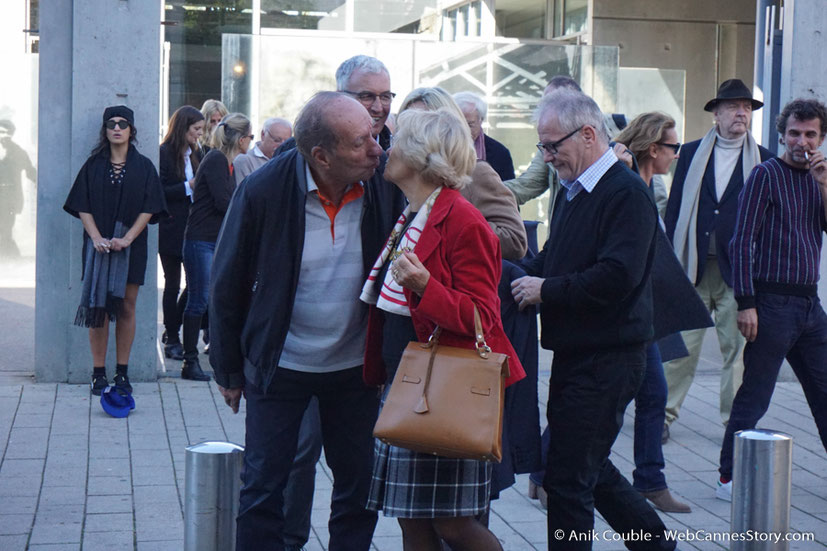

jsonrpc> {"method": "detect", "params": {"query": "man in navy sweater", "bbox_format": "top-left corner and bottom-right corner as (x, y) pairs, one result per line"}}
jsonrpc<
(512, 89), (674, 550)
(716, 98), (827, 501)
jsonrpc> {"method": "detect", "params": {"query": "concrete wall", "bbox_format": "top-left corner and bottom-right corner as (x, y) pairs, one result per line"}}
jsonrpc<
(780, 0), (827, 105)
(591, 0), (757, 142)
(37, 1), (161, 383)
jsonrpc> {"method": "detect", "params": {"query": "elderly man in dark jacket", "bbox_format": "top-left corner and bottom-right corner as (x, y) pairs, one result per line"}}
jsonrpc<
(209, 92), (404, 551)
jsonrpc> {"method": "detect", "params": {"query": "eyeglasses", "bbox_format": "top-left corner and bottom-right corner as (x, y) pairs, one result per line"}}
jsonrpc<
(536, 126), (583, 156)
(343, 90), (396, 106)
(658, 142), (681, 154)
(105, 120), (130, 130)
(265, 130), (286, 144)
(245, 134), (255, 140)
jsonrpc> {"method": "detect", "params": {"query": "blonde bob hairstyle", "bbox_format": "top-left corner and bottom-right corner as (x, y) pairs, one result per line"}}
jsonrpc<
(615, 112), (676, 164)
(392, 108), (475, 190)
(210, 112), (251, 159)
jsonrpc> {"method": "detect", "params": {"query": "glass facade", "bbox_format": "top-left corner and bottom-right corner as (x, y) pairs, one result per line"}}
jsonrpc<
(0, 1), (38, 285)
(222, 31), (619, 230)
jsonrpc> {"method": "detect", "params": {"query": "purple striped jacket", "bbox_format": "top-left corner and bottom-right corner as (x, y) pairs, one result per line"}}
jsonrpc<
(730, 157), (827, 310)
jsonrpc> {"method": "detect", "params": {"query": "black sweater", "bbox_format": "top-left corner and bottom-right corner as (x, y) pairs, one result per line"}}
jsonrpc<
(524, 161), (657, 352)
(185, 149), (234, 243)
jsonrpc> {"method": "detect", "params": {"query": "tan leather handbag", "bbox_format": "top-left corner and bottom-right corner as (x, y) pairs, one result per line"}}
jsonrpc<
(373, 307), (509, 462)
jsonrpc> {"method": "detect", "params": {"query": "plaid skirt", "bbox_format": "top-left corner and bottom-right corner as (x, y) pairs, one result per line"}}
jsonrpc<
(366, 438), (493, 518)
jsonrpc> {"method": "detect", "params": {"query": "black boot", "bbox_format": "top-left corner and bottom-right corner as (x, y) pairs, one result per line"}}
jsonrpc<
(163, 330), (184, 361)
(182, 315), (211, 381)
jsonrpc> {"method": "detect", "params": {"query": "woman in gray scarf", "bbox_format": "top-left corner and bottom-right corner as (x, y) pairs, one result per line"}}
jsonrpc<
(64, 106), (167, 396)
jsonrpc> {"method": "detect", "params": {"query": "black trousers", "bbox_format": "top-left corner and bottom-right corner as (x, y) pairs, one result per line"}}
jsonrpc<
(545, 344), (675, 551)
(159, 253), (184, 340)
(237, 366), (379, 551)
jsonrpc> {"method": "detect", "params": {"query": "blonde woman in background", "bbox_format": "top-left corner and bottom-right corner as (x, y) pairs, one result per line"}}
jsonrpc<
(612, 112), (693, 513)
(199, 99), (228, 151)
(181, 112), (252, 382)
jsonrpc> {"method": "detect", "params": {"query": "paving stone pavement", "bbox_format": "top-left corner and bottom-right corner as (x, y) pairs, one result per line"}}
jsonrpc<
(2, 354), (827, 550)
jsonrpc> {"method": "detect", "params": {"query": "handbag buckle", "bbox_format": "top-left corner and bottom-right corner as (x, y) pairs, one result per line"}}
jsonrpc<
(475, 341), (492, 358)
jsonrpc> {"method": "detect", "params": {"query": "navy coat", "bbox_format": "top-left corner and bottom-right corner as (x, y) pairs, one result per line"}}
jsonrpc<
(483, 134), (515, 182)
(664, 138), (773, 286)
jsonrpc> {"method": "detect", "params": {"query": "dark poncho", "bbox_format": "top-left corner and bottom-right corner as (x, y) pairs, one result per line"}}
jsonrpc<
(64, 145), (167, 326)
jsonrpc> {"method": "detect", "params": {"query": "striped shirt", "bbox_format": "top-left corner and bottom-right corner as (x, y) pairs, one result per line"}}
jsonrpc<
(730, 157), (827, 309)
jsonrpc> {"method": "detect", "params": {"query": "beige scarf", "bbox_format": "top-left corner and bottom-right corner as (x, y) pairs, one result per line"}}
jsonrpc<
(672, 127), (760, 282)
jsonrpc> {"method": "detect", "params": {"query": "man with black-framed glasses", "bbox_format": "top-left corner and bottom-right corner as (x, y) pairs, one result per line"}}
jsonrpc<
(511, 89), (674, 550)
(336, 55), (395, 150)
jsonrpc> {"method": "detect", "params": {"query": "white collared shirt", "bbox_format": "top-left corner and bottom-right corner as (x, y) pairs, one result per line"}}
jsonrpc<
(184, 146), (195, 200)
(560, 147), (618, 201)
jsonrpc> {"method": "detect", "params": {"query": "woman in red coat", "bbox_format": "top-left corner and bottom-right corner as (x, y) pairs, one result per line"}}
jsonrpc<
(361, 108), (524, 550)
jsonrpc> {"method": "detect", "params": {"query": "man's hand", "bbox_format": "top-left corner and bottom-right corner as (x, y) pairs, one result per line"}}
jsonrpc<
(218, 385), (243, 414)
(809, 150), (827, 187)
(511, 276), (544, 311)
(737, 308), (758, 342)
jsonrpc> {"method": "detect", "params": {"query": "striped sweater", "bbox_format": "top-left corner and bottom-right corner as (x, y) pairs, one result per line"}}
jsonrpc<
(730, 157), (827, 310)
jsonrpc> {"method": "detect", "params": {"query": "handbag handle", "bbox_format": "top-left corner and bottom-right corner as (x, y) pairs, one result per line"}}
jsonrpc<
(415, 305), (491, 414)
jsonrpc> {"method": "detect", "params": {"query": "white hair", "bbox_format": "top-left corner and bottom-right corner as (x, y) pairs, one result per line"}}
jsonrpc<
(452, 91), (487, 121)
(535, 89), (608, 143)
(335, 55), (389, 91)
(262, 117), (291, 133)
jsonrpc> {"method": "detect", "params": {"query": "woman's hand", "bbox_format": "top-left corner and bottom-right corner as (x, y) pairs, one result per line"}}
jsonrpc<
(109, 236), (133, 251)
(92, 237), (111, 254)
(393, 251), (430, 296)
(613, 143), (634, 169)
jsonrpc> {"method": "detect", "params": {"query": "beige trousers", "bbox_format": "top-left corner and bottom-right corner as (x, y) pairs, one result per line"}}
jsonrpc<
(663, 256), (745, 426)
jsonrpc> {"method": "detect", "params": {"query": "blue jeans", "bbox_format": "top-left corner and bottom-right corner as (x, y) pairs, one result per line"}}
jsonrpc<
(545, 345), (674, 551)
(632, 343), (668, 492)
(719, 293), (827, 479)
(237, 366), (378, 551)
(182, 239), (214, 316)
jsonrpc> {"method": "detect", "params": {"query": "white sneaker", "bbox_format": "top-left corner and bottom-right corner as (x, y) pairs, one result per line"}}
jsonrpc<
(716, 479), (732, 502)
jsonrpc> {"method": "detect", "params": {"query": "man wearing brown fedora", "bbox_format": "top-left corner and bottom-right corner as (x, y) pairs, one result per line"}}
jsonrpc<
(662, 79), (774, 442)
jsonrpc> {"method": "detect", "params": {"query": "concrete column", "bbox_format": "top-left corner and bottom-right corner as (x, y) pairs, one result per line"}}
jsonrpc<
(36, 0), (161, 383)
(780, 0), (827, 105)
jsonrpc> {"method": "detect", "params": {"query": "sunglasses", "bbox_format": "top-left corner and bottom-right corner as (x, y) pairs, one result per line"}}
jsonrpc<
(105, 120), (130, 130)
(658, 142), (681, 154)
(536, 126), (583, 156)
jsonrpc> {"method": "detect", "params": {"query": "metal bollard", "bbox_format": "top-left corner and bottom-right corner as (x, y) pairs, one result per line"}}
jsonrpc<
(184, 441), (245, 551)
(731, 429), (792, 551)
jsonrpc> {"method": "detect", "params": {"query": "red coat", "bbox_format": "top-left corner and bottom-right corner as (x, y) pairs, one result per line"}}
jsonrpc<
(364, 187), (525, 387)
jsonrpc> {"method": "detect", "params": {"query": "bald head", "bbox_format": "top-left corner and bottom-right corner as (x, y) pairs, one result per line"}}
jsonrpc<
(294, 92), (358, 158)
(294, 92), (382, 187)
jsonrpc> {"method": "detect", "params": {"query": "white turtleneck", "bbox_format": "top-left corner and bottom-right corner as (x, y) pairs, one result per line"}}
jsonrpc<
(713, 132), (745, 200)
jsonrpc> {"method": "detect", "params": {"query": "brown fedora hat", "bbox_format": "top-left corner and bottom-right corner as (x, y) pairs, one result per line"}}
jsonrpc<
(704, 79), (764, 112)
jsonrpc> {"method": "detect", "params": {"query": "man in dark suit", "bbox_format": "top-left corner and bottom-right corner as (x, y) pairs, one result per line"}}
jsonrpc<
(663, 79), (774, 441)
(512, 88), (674, 551)
(454, 91), (515, 181)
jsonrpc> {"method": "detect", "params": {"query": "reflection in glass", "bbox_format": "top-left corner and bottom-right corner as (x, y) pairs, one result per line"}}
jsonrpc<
(223, 32), (619, 234)
(564, 0), (587, 36)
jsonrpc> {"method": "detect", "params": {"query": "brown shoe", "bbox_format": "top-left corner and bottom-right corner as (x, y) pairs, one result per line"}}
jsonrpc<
(661, 423), (670, 444)
(641, 488), (691, 513)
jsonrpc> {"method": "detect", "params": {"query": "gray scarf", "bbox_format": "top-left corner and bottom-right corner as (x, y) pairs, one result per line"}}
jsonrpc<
(672, 127), (760, 282)
(74, 221), (130, 328)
